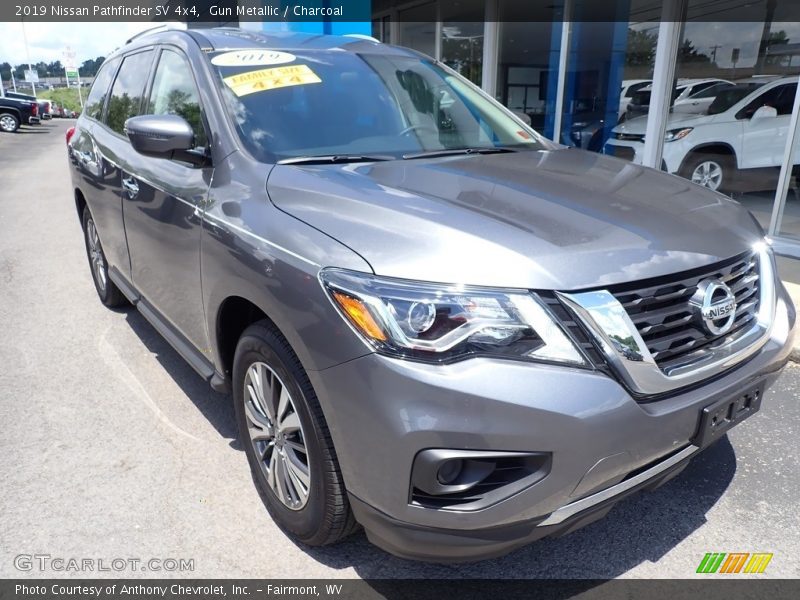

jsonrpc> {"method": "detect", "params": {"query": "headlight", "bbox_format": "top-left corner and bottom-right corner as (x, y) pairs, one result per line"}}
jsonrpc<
(664, 127), (693, 142)
(320, 269), (585, 365)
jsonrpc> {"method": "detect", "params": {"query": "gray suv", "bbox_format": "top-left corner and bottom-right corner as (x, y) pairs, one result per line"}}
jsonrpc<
(66, 28), (796, 562)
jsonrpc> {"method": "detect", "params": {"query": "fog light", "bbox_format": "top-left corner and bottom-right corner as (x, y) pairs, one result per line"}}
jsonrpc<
(437, 459), (464, 485)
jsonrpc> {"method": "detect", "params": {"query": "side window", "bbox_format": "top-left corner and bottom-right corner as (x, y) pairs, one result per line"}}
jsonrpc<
(741, 84), (797, 118)
(775, 83), (797, 115)
(690, 81), (718, 96)
(105, 50), (154, 135)
(147, 49), (208, 149)
(625, 82), (649, 98)
(83, 58), (119, 121)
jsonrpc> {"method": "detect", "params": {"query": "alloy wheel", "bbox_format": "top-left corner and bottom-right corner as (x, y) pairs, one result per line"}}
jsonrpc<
(691, 160), (723, 191)
(0, 115), (17, 132)
(243, 361), (311, 510)
(86, 219), (107, 293)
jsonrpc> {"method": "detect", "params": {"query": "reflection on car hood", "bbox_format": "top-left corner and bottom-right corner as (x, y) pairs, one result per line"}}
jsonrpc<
(267, 149), (763, 290)
(613, 113), (711, 135)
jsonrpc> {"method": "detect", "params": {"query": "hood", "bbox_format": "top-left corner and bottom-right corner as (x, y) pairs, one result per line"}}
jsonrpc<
(614, 113), (712, 135)
(267, 149), (763, 290)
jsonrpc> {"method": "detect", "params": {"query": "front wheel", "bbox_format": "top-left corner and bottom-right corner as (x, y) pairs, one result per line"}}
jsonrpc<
(233, 321), (358, 546)
(680, 153), (735, 193)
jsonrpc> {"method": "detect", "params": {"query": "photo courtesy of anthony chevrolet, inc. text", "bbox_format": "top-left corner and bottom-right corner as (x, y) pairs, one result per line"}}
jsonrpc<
(1, 0), (800, 598)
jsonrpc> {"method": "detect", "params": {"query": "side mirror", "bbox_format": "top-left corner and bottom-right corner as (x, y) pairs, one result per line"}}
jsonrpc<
(751, 105), (778, 121)
(124, 114), (204, 164)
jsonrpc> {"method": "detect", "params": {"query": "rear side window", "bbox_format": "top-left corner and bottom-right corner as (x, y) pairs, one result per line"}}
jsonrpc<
(83, 58), (119, 121)
(147, 49), (207, 149)
(105, 50), (154, 135)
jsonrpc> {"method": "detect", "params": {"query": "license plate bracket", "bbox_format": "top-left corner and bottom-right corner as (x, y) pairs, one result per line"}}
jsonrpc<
(692, 384), (764, 449)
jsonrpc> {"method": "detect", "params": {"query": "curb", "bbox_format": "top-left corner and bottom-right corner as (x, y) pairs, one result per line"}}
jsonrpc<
(782, 281), (800, 363)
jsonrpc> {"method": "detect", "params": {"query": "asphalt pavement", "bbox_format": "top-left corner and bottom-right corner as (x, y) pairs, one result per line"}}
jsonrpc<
(1, 119), (798, 579)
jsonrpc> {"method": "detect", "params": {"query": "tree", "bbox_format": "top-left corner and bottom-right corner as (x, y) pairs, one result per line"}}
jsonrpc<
(764, 30), (790, 67)
(625, 28), (657, 68)
(677, 39), (711, 64)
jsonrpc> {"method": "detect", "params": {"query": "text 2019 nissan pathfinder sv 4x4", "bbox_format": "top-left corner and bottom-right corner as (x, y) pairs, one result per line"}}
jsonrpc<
(66, 28), (795, 562)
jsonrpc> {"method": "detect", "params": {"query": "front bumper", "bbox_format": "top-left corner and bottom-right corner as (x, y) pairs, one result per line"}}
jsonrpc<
(308, 287), (795, 562)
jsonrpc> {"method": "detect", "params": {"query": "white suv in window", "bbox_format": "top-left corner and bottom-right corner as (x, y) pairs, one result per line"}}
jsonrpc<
(605, 76), (798, 192)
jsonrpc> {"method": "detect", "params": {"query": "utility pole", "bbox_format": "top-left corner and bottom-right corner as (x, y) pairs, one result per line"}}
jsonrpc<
(709, 44), (721, 64)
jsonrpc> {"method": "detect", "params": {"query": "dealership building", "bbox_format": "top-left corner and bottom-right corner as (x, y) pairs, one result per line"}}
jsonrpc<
(246, 0), (800, 255)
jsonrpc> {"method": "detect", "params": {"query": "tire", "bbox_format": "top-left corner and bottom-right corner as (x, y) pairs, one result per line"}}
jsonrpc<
(0, 113), (20, 133)
(233, 321), (358, 546)
(679, 152), (736, 193)
(81, 208), (127, 308)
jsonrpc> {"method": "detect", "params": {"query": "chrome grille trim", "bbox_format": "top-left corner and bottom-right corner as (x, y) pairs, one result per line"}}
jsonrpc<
(557, 245), (776, 396)
(616, 253), (760, 370)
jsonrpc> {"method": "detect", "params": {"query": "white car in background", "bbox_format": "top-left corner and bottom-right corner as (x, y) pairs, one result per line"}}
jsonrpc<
(605, 76), (798, 192)
(671, 81), (734, 115)
(619, 79), (651, 120)
(625, 78), (732, 120)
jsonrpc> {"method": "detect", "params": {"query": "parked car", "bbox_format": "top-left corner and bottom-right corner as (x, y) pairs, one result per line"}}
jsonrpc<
(4, 91), (42, 124)
(68, 28), (795, 562)
(618, 78), (651, 120)
(671, 81), (734, 115)
(626, 78), (731, 120)
(39, 99), (52, 120)
(606, 76), (796, 192)
(564, 80), (652, 150)
(0, 95), (38, 132)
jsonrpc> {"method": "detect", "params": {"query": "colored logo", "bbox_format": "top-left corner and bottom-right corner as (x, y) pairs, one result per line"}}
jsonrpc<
(696, 552), (773, 574)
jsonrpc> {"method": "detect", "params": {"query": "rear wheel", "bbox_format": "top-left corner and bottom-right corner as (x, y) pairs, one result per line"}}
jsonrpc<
(81, 208), (126, 307)
(233, 321), (358, 546)
(680, 153), (735, 193)
(0, 113), (19, 133)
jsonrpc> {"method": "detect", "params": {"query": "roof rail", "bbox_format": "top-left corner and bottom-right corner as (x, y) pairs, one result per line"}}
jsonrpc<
(126, 22), (187, 44)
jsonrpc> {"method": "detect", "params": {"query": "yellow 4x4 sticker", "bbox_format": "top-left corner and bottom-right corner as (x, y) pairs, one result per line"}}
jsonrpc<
(223, 65), (321, 97)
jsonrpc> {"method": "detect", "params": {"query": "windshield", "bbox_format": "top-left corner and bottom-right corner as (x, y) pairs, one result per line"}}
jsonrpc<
(210, 49), (549, 162)
(707, 82), (768, 115)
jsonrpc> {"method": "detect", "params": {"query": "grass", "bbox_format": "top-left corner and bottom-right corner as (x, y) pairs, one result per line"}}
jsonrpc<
(39, 87), (85, 113)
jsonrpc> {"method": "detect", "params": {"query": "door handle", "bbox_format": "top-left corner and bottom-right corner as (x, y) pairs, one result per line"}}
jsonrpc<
(122, 176), (139, 198)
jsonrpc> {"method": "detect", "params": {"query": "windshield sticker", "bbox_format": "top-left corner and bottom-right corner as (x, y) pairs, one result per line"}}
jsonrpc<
(223, 65), (322, 97)
(211, 50), (297, 67)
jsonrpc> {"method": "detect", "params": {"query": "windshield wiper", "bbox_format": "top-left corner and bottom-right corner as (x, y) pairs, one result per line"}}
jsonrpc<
(277, 154), (395, 165)
(402, 147), (522, 160)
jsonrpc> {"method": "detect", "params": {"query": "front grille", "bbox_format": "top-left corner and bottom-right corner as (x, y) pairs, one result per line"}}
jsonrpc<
(614, 132), (645, 142)
(611, 252), (760, 372)
(607, 145), (636, 161)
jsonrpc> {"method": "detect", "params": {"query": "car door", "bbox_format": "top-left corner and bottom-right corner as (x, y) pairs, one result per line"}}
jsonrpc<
(739, 83), (796, 169)
(72, 58), (129, 272)
(121, 46), (212, 352)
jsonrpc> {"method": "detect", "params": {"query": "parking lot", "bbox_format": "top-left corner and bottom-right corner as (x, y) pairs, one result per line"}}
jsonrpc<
(1, 118), (799, 580)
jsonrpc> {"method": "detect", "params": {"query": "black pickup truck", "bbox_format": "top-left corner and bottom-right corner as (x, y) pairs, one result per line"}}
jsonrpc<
(0, 95), (38, 132)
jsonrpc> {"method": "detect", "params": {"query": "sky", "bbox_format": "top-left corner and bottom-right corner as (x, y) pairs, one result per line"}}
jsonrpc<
(0, 22), (160, 67)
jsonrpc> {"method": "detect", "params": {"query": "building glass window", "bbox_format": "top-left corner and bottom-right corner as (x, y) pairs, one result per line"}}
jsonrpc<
(496, 1), (558, 134)
(440, 0), (484, 86)
(666, 7), (800, 235)
(398, 2), (437, 58)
